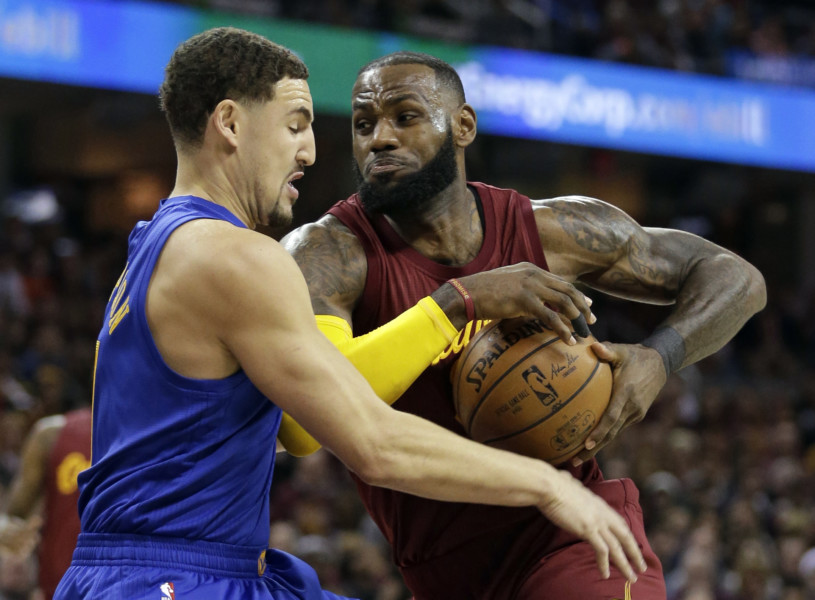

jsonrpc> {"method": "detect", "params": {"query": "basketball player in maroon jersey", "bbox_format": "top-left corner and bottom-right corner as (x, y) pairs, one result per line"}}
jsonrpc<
(279, 52), (765, 599)
(0, 407), (91, 599)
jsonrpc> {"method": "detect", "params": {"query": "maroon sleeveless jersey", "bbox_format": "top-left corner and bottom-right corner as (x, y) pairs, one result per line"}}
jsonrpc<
(327, 182), (604, 599)
(40, 408), (92, 599)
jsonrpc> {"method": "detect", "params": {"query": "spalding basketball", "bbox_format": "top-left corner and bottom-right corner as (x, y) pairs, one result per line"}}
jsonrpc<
(451, 318), (612, 465)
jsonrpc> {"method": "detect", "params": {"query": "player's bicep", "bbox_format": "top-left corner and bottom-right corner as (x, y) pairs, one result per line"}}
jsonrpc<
(6, 420), (57, 518)
(240, 304), (386, 464)
(219, 242), (327, 382)
(282, 217), (366, 321)
(584, 227), (716, 303)
(535, 196), (695, 304)
(216, 242), (381, 453)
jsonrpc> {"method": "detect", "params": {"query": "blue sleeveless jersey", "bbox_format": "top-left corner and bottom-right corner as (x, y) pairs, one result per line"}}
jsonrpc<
(78, 195), (281, 548)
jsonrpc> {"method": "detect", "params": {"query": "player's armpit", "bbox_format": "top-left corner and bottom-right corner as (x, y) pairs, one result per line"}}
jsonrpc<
(277, 297), (459, 457)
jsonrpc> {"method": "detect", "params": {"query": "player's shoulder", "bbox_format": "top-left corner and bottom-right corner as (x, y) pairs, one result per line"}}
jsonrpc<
(282, 214), (361, 257)
(531, 195), (631, 230)
(471, 184), (613, 217)
(33, 414), (67, 433)
(160, 218), (295, 301)
(173, 218), (284, 266)
(530, 194), (608, 212)
(28, 414), (67, 451)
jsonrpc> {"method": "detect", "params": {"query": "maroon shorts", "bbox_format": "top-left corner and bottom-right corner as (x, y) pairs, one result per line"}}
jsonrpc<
(513, 478), (666, 600)
(401, 478), (665, 600)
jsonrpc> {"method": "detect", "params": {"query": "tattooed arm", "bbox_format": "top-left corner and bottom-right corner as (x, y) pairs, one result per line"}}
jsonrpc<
(534, 196), (766, 461)
(283, 214), (599, 341)
(281, 215), (367, 321)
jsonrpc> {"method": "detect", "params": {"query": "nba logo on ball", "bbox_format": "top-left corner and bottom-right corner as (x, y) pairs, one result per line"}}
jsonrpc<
(452, 317), (612, 465)
(521, 365), (559, 406)
(160, 582), (175, 600)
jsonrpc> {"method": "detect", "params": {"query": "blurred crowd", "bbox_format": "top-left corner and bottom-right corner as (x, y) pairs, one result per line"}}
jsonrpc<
(175, 0), (815, 78)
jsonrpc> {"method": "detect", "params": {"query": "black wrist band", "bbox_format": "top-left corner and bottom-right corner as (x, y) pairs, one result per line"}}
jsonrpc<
(641, 327), (685, 375)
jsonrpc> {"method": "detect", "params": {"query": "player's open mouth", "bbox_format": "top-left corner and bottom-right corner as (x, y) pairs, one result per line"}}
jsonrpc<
(287, 172), (304, 198)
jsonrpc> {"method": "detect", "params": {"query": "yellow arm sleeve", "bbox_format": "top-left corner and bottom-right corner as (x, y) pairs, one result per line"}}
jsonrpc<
(277, 297), (459, 456)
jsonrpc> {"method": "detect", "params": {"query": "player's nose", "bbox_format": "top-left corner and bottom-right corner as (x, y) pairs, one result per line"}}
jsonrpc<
(370, 119), (399, 152)
(298, 127), (316, 166)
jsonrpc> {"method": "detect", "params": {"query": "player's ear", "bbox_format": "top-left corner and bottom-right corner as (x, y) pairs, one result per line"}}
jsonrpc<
(452, 103), (477, 149)
(211, 99), (240, 149)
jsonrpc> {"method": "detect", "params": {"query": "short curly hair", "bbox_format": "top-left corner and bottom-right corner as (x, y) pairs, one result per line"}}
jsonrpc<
(159, 27), (309, 149)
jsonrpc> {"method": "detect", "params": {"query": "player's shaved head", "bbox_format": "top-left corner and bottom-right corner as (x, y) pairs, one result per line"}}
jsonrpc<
(357, 51), (466, 106)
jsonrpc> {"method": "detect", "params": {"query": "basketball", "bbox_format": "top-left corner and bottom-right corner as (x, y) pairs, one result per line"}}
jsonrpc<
(451, 318), (613, 465)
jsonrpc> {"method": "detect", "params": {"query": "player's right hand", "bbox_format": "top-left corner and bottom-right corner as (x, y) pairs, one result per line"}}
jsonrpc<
(537, 469), (647, 582)
(438, 263), (595, 344)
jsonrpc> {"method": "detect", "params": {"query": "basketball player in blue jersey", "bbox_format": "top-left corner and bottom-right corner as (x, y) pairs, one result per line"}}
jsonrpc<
(54, 28), (648, 600)
(279, 53), (767, 599)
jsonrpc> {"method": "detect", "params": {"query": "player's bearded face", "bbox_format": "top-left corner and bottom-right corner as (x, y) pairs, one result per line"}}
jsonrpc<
(354, 130), (457, 215)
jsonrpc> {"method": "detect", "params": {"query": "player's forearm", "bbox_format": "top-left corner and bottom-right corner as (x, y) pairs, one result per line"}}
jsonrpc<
(280, 339), (554, 508)
(354, 409), (557, 508)
(644, 253), (766, 374)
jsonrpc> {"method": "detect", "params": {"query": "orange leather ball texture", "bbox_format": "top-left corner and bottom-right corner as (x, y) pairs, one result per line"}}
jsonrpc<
(452, 318), (612, 465)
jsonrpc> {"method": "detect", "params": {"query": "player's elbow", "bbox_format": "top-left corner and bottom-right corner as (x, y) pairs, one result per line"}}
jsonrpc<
(739, 257), (767, 316)
(350, 456), (391, 488)
(706, 253), (767, 318)
(340, 424), (406, 488)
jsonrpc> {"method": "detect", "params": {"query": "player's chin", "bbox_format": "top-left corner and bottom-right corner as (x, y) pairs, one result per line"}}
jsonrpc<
(366, 171), (400, 187)
(267, 209), (293, 229)
(264, 198), (293, 228)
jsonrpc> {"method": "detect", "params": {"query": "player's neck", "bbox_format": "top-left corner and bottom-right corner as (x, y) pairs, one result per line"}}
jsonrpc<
(171, 158), (251, 228)
(385, 183), (483, 266)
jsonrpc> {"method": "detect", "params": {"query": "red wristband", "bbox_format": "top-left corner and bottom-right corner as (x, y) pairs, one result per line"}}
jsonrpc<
(447, 278), (475, 323)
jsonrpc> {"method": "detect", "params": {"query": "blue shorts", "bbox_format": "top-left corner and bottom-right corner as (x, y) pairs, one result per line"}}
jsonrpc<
(54, 533), (354, 600)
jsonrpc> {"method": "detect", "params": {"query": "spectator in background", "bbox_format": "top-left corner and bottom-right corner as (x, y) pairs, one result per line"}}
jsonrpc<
(798, 548), (815, 600)
(0, 244), (29, 319)
(0, 553), (38, 600)
(0, 406), (91, 600)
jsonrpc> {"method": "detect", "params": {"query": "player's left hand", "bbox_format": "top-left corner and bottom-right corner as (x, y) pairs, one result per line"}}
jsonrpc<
(571, 342), (667, 466)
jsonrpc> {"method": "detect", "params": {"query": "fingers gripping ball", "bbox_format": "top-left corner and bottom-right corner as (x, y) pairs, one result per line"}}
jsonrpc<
(451, 318), (612, 465)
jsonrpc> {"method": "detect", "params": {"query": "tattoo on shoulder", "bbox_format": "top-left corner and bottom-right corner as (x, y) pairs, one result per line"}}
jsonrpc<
(548, 197), (682, 296)
(292, 225), (366, 300)
(549, 198), (626, 254)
